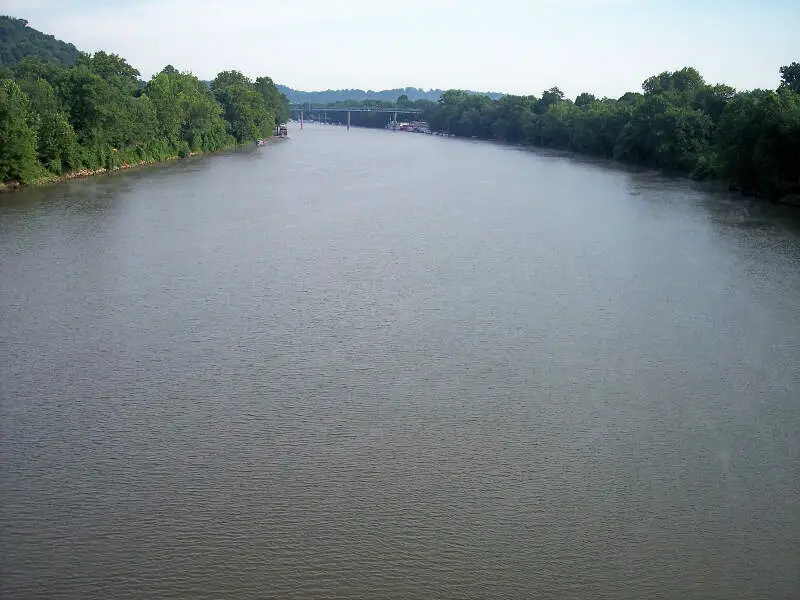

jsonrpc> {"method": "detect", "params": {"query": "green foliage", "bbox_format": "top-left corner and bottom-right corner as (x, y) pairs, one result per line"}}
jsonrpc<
(779, 62), (800, 93)
(0, 79), (39, 182)
(143, 69), (233, 152)
(11, 55), (63, 85)
(422, 63), (800, 200)
(0, 16), (79, 67)
(0, 19), (287, 184)
(212, 71), (279, 142)
(77, 51), (140, 95)
(643, 67), (705, 98)
(255, 76), (289, 125)
(35, 109), (79, 174)
(717, 89), (800, 197)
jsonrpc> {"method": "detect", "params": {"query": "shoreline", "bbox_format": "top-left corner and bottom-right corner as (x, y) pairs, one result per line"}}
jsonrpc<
(0, 155), (184, 193)
(446, 131), (800, 208)
(0, 136), (286, 194)
(309, 122), (800, 207)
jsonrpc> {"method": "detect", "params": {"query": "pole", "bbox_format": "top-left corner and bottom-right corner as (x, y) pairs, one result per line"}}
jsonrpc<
(347, 111), (350, 131)
(300, 110), (303, 129)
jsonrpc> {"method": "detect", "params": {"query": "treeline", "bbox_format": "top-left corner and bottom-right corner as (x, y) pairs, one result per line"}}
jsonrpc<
(0, 51), (289, 184)
(422, 65), (800, 200)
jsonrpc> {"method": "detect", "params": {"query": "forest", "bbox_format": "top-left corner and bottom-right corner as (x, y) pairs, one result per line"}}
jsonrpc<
(422, 65), (800, 200)
(0, 16), (289, 185)
(307, 65), (800, 201)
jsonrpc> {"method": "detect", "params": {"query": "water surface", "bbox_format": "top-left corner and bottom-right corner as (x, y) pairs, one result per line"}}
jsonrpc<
(2, 124), (799, 599)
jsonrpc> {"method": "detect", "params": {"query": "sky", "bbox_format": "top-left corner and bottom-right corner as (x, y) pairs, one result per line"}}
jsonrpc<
(3, 0), (799, 98)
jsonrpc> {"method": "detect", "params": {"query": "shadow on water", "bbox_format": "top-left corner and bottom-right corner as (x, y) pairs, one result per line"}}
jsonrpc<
(0, 146), (262, 216)
(510, 141), (800, 236)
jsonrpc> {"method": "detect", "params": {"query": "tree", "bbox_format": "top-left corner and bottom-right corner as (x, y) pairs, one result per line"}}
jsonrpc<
(779, 62), (800, 93)
(142, 71), (184, 144)
(0, 19), (290, 184)
(15, 77), (80, 174)
(0, 79), (39, 182)
(717, 89), (800, 196)
(11, 55), (62, 86)
(254, 75), (289, 125)
(535, 87), (564, 114)
(211, 70), (252, 91)
(143, 69), (233, 152)
(692, 84), (736, 124)
(35, 109), (79, 174)
(716, 89), (778, 192)
(643, 67), (705, 96)
(214, 83), (273, 142)
(575, 92), (596, 107)
(60, 65), (118, 145)
(78, 51), (140, 95)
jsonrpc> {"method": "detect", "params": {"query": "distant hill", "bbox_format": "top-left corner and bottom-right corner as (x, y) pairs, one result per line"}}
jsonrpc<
(0, 15), (79, 67)
(0, 15), (504, 105)
(277, 85), (503, 104)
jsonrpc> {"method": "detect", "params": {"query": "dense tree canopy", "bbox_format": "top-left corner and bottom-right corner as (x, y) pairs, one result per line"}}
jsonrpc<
(0, 26), (289, 184)
(419, 65), (800, 200)
(0, 79), (39, 182)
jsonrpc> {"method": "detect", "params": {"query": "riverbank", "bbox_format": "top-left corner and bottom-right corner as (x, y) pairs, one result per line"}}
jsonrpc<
(0, 137), (284, 194)
(437, 129), (800, 208)
(0, 157), (179, 193)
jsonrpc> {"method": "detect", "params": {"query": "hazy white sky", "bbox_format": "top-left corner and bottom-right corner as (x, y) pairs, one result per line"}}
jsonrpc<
(3, 0), (798, 98)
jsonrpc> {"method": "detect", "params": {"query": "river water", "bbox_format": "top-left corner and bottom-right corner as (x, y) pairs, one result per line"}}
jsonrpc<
(1, 124), (799, 600)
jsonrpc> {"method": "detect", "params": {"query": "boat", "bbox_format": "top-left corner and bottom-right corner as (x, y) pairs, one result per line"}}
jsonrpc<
(256, 138), (266, 147)
(386, 120), (431, 134)
(409, 121), (431, 134)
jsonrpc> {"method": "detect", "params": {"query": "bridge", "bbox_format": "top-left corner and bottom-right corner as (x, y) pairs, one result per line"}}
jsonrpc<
(289, 104), (423, 130)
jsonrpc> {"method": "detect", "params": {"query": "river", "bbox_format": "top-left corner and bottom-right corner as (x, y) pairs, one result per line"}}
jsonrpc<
(1, 124), (799, 600)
